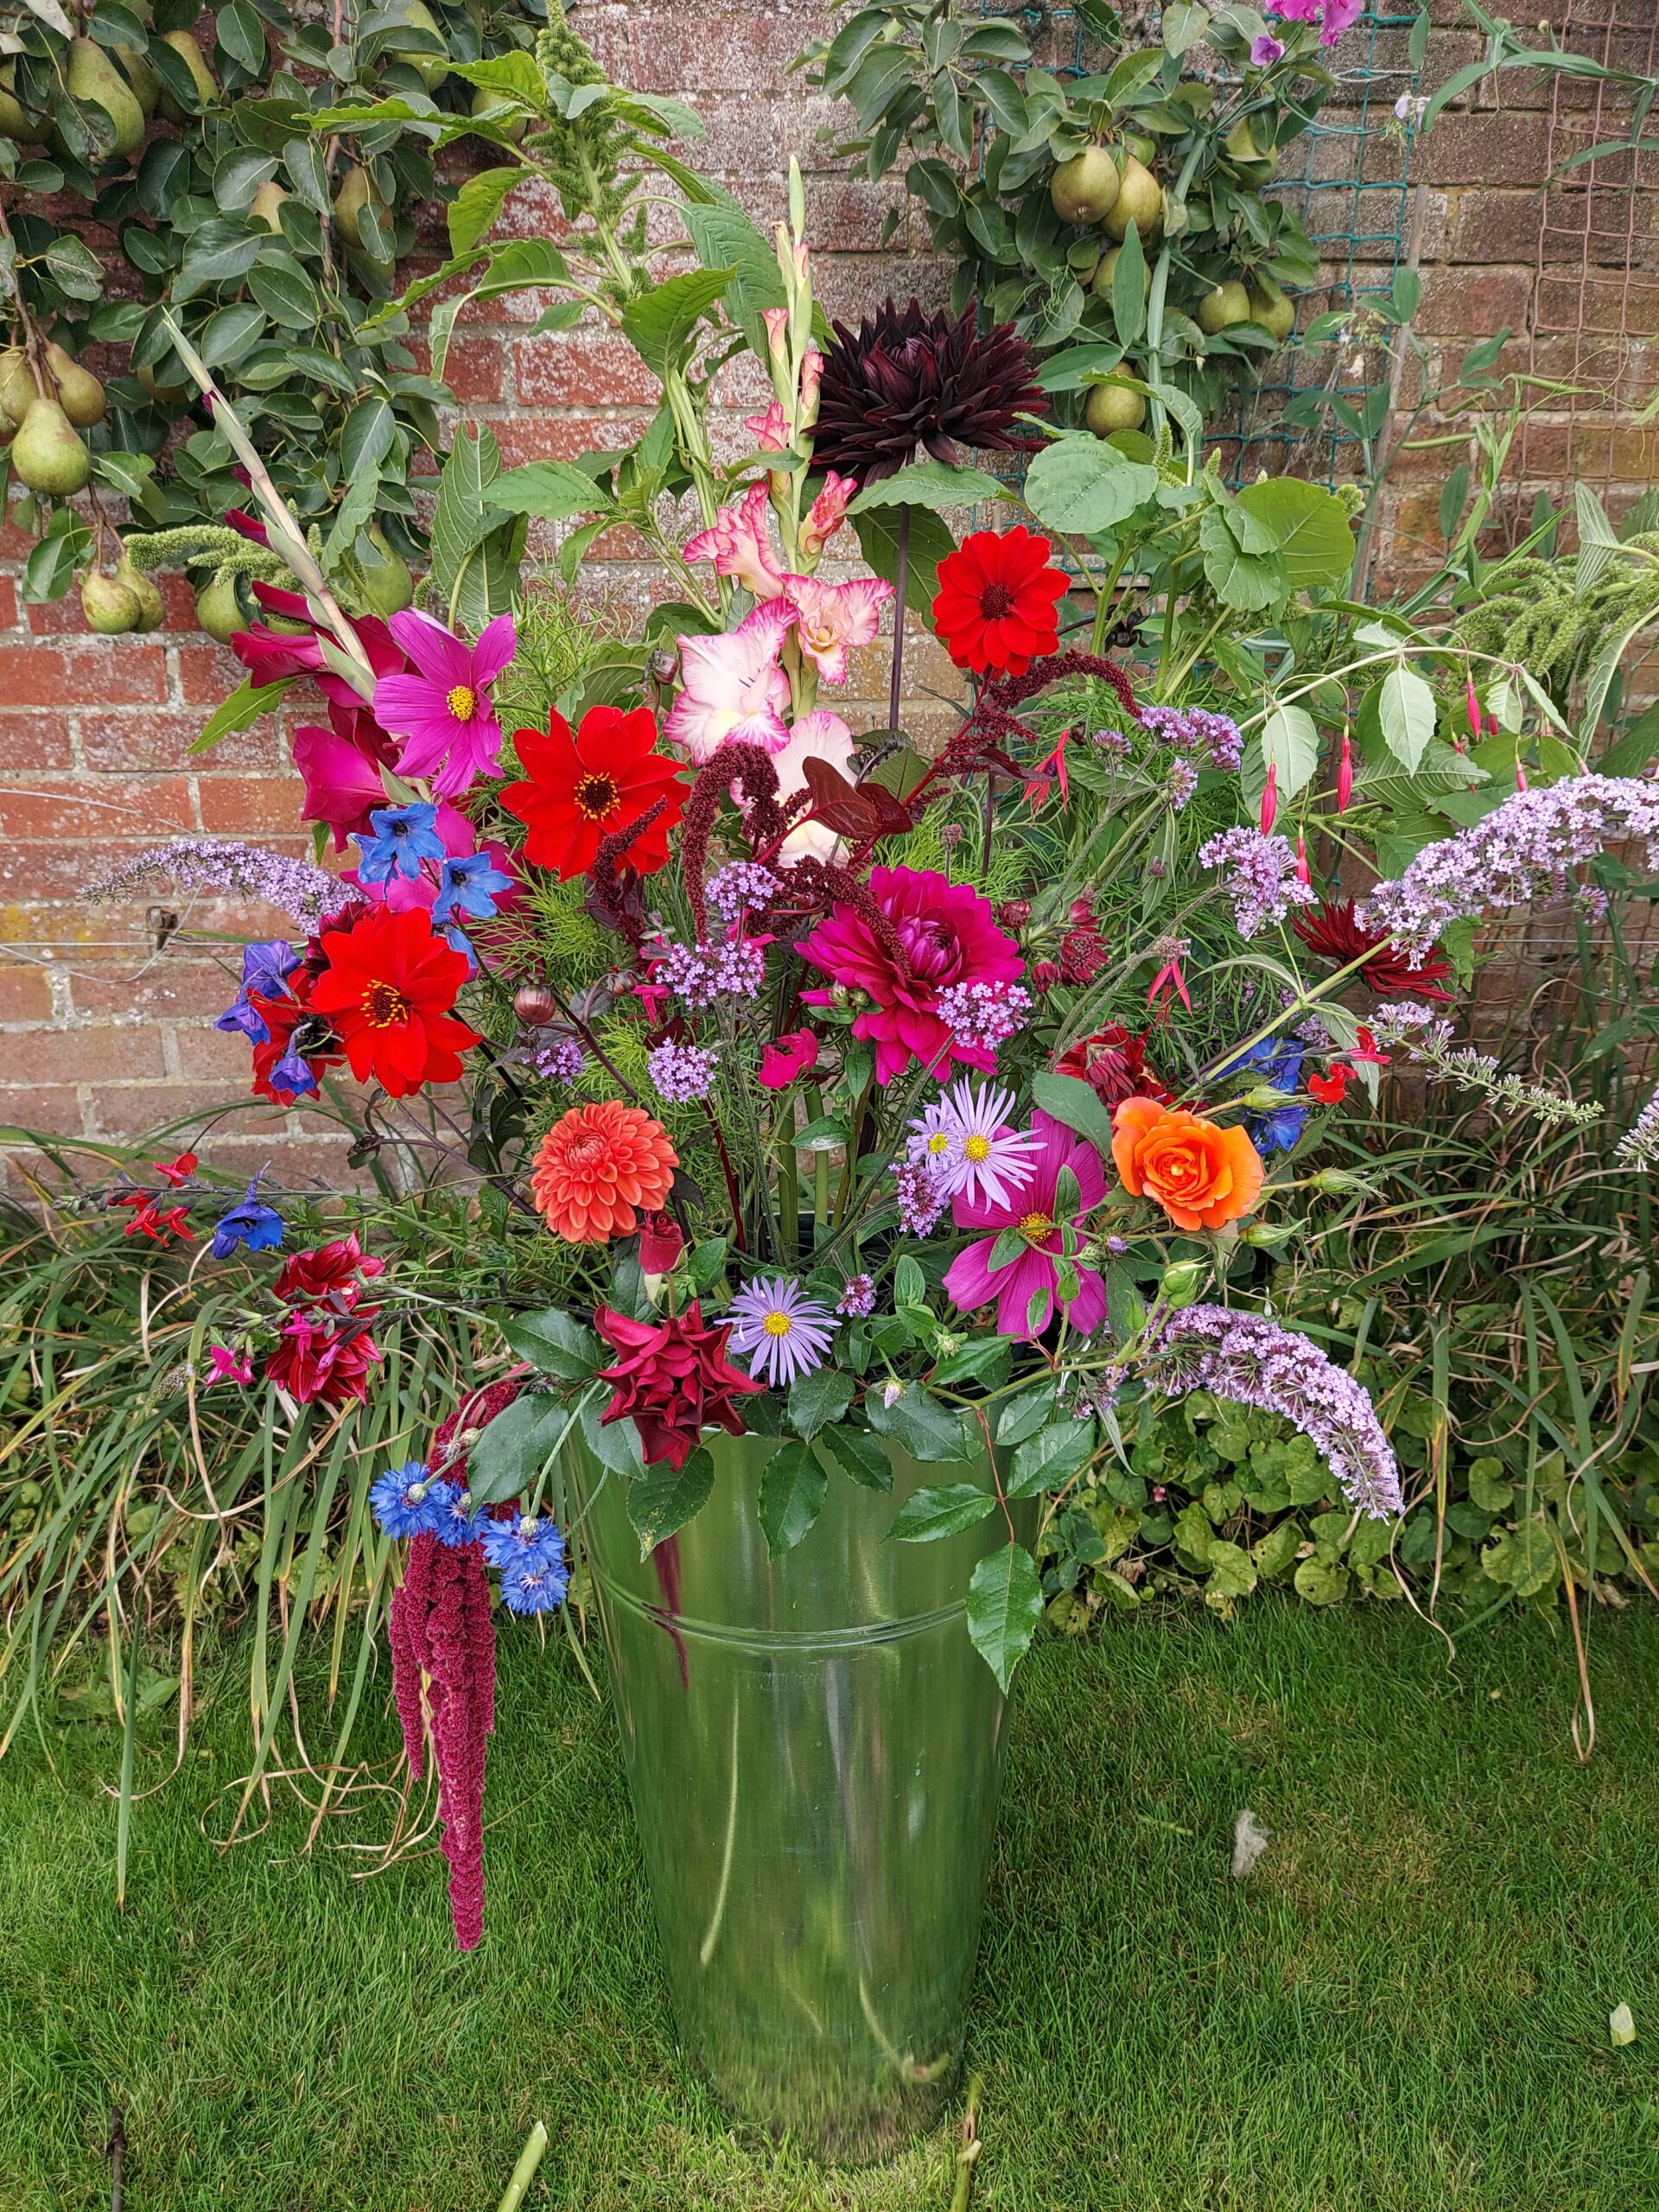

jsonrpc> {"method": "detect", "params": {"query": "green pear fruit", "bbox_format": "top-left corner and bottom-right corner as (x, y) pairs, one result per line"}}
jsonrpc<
(386, 0), (449, 90)
(81, 569), (143, 634)
(11, 397), (92, 496)
(1248, 280), (1297, 342)
(0, 64), (53, 145)
(1084, 383), (1147, 435)
(44, 340), (106, 428)
(1196, 279), (1252, 336)
(355, 524), (414, 616)
(0, 346), (36, 428)
(137, 359), (190, 404)
(65, 36), (146, 158)
(249, 180), (289, 233)
(1103, 157), (1161, 242)
(471, 85), (527, 142)
(195, 575), (245, 643)
(1050, 145), (1119, 228)
(156, 30), (218, 123)
(114, 548), (166, 632)
(1091, 245), (1152, 300)
(116, 40), (163, 118)
(332, 163), (381, 250)
(1224, 117), (1276, 183)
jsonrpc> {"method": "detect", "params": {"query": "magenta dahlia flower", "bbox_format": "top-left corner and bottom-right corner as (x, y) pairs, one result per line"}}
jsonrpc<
(798, 866), (1024, 1084)
(943, 1109), (1108, 1340)
(374, 608), (517, 798)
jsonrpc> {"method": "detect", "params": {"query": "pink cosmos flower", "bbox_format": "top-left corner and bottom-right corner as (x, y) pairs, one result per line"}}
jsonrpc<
(374, 609), (517, 798)
(780, 573), (893, 685)
(800, 471), (857, 563)
(663, 601), (794, 760)
(683, 482), (786, 601)
(771, 708), (856, 866)
(293, 700), (398, 852)
(744, 401), (790, 451)
(759, 1029), (819, 1088)
(798, 865), (1025, 1084)
(943, 1110), (1108, 1339)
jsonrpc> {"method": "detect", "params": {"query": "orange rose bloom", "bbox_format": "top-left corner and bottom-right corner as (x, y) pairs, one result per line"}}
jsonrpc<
(1109, 1097), (1264, 1232)
(531, 1101), (679, 1243)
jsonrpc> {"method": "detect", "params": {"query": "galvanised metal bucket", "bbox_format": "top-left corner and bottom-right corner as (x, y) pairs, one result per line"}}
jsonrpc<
(562, 1424), (1019, 2162)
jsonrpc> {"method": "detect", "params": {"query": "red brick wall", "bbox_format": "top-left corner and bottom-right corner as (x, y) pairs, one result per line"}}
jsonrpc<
(2, 3), (1652, 1186)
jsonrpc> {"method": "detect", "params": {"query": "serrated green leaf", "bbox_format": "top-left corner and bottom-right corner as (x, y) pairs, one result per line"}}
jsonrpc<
(888, 1482), (997, 1542)
(966, 1544), (1042, 1690)
(1007, 1416), (1095, 1499)
(866, 1383), (977, 1462)
(812, 1425), (893, 1492)
(188, 675), (294, 754)
(847, 459), (995, 513)
(467, 1391), (575, 1508)
(627, 1446), (715, 1557)
(996, 1382), (1062, 1446)
(758, 1438), (828, 1554)
(488, 458), (612, 524)
(498, 1306), (602, 1382)
(620, 266), (734, 381)
(786, 1365), (855, 1441)
(1030, 1071), (1116, 1158)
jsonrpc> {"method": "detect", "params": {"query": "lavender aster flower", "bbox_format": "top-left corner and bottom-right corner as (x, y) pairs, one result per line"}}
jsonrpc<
(91, 841), (350, 930)
(836, 1274), (876, 1318)
(1198, 827), (1317, 938)
(707, 862), (781, 924)
(648, 1039), (720, 1104)
(370, 1461), (449, 1540)
(906, 1077), (1040, 1208)
(937, 978), (1032, 1052)
(893, 1159), (950, 1236)
(533, 1036), (587, 1084)
(353, 803), (447, 886)
(1360, 775), (1659, 963)
(727, 1274), (838, 1388)
(1131, 1305), (1402, 1519)
(659, 936), (766, 1009)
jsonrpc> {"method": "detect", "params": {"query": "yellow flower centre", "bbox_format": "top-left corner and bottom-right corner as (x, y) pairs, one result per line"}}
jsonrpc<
(926, 1131), (951, 1155)
(447, 683), (478, 721)
(1019, 1210), (1053, 1237)
(763, 1309), (793, 1338)
(963, 1134), (991, 1163)
(574, 772), (620, 822)
(361, 979), (410, 1028)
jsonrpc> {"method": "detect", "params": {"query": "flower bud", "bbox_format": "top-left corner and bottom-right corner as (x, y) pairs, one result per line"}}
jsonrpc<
(997, 899), (1033, 928)
(1158, 1258), (1205, 1307)
(514, 983), (556, 1027)
(649, 647), (680, 686)
(1032, 958), (1062, 990)
(1259, 761), (1278, 836)
(1336, 728), (1353, 815)
(1309, 1166), (1377, 1195)
(1239, 1220), (1294, 1247)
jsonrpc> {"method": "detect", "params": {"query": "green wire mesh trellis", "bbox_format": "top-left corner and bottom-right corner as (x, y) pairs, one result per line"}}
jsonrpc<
(975, 3), (1421, 489)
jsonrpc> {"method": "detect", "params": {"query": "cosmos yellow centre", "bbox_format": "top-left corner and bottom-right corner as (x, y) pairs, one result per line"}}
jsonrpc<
(447, 683), (478, 721)
(763, 1310), (793, 1338)
(963, 1134), (991, 1163)
(1019, 1210), (1053, 1237)
(361, 980), (410, 1028)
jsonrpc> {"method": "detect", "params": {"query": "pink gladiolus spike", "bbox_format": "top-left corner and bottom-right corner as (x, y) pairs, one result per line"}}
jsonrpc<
(681, 482), (786, 601)
(743, 400), (790, 451)
(1260, 761), (1278, 836)
(1337, 729), (1354, 815)
(780, 572), (893, 686)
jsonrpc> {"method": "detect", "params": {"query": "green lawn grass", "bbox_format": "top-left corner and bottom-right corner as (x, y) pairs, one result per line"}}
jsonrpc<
(3, 1600), (1657, 2210)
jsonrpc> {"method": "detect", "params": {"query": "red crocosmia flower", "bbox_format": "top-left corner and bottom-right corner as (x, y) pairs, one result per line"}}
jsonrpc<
(931, 526), (1068, 677)
(1308, 1066), (1351, 1104)
(1292, 897), (1452, 1001)
(274, 1231), (386, 1311)
(307, 907), (479, 1096)
(152, 1151), (198, 1186)
(499, 703), (687, 881)
(266, 1312), (383, 1406)
(593, 1301), (766, 1473)
(1055, 1024), (1173, 1109)
(758, 1029), (819, 1089)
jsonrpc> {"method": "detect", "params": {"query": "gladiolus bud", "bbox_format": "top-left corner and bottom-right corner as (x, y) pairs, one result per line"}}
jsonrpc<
(798, 347), (823, 429)
(1337, 729), (1353, 814)
(1259, 761), (1278, 836)
(762, 305), (788, 366)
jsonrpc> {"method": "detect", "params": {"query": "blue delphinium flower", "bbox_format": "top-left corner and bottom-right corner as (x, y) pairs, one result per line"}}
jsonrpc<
(210, 1174), (284, 1258)
(353, 802), (447, 886)
(479, 1511), (566, 1574)
(1225, 1034), (1304, 1090)
(371, 1461), (449, 1539)
(1250, 1103), (1309, 1154)
(268, 1046), (318, 1098)
(215, 938), (300, 1044)
(499, 1547), (570, 1614)
(432, 852), (513, 926)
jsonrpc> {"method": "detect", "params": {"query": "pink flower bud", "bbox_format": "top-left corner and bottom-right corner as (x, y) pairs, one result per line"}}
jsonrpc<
(1295, 831), (1311, 887)
(1259, 761), (1278, 836)
(1337, 729), (1353, 815)
(1516, 761), (1529, 792)
(762, 306), (788, 365)
(1465, 676), (1481, 741)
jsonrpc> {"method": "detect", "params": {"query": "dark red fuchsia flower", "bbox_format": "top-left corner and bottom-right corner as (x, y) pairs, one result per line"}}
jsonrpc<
(1055, 1025), (1173, 1109)
(594, 1301), (766, 1472)
(499, 703), (687, 880)
(306, 906), (479, 1096)
(931, 528), (1070, 678)
(798, 864), (1025, 1084)
(1292, 897), (1452, 1001)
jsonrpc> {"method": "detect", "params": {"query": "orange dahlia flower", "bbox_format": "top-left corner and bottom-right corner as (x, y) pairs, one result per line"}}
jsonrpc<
(530, 1101), (678, 1243)
(1110, 1097), (1264, 1233)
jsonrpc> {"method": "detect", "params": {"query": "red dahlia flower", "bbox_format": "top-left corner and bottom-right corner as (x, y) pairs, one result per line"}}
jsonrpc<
(798, 864), (1024, 1085)
(931, 527), (1069, 678)
(499, 703), (686, 881)
(594, 1300), (766, 1473)
(1292, 897), (1452, 1001)
(265, 1312), (383, 1406)
(1055, 1025), (1173, 1109)
(307, 906), (479, 1096)
(274, 1230), (386, 1310)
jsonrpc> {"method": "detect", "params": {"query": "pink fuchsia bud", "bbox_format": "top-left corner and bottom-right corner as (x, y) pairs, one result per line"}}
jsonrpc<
(1516, 761), (1529, 792)
(1486, 713), (1500, 740)
(1337, 729), (1353, 814)
(1295, 832), (1311, 887)
(1259, 761), (1278, 836)
(1465, 676), (1481, 741)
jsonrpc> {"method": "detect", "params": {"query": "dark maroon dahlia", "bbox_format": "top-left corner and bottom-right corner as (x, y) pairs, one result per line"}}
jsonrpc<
(811, 298), (1047, 485)
(1292, 897), (1452, 1001)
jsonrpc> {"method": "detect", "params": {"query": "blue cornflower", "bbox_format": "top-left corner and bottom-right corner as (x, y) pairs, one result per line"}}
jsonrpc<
(1251, 1104), (1309, 1155)
(432, 1481), (482, 1548)
(210, 1175), (284, 1258)
(479, 1511), (566, 1574)
(433, 853), (513, 926)
(215, 938), (299, 1043)
(353, 803), (446, 886)
(499, 1548), (570, 1615)
(371, 1461), (448, 1539)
